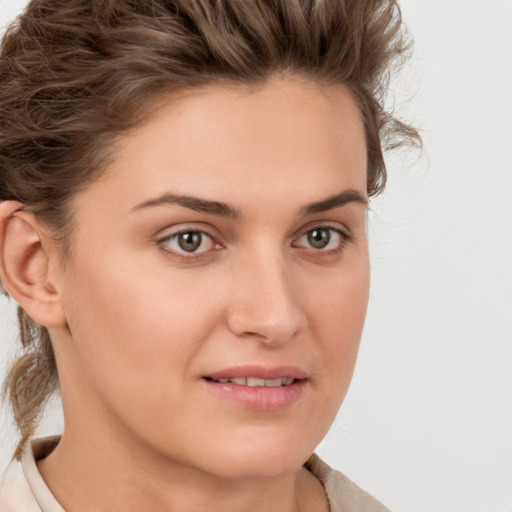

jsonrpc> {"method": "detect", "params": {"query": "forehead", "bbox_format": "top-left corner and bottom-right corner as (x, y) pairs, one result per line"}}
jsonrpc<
(73, 77), (367, 219)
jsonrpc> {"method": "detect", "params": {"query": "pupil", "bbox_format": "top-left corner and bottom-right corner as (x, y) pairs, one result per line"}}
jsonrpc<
(308, 229), (330, 249)
(178, 232), (202, 252)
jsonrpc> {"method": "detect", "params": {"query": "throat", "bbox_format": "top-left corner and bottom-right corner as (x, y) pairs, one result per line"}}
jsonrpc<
(34, 434), (327, 512)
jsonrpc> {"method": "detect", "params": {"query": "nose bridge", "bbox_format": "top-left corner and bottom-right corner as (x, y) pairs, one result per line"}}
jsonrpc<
(227, 243), (305, 344)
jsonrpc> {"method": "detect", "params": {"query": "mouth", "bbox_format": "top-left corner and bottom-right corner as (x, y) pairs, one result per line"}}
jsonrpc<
(201, 366), (308, 411)
(203, 376), (296, 387)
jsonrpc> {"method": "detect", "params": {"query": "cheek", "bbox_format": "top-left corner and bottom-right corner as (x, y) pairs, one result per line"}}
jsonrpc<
(62, 253), (223, 412)
(305, 254), (370, 390)
(284, 255), (369, 447)
(309, 251), (369, 331)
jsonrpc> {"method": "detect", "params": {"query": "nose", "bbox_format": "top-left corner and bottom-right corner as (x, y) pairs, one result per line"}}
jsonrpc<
(226, 249), (307, 346)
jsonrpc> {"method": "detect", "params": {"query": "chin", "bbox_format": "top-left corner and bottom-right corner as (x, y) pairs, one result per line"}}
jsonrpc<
(200, 433), (317, 480)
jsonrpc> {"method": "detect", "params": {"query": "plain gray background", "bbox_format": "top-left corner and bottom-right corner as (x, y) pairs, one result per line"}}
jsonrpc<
(1, 1), (511, 511)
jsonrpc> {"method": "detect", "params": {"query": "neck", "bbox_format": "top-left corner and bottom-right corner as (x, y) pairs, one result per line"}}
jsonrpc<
(36, 425), (327, 512)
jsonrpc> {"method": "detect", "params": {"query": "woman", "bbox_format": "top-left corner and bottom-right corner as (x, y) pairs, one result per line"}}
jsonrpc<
(0, 1), (419, 511)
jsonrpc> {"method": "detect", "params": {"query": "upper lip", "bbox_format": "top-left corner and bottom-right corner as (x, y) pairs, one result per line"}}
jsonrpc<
(205, 365), (308, 381)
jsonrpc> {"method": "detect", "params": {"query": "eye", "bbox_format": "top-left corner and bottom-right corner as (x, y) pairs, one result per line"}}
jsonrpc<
(159, 230), (218, 255)
(294, 227), (350, 251)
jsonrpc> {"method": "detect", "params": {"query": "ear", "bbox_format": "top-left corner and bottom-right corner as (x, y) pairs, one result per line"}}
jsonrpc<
(0, 201), (66, 327)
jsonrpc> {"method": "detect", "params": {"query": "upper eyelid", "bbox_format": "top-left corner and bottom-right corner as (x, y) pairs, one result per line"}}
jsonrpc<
(293, 226), (351, 246)
(293, 222), (353, 241)
(158, 230), (218, 249)
(156, 224), (221, 242)
(159, 227), (211, 238)
(155, 221), (353, 244)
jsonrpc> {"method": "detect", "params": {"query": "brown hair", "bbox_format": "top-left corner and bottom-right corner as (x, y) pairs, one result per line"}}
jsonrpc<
(0, 0), (420, 460)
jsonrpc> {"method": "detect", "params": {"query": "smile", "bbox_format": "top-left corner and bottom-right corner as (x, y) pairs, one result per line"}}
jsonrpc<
(204, 377), (295, 387)
(202, 366), (308, 410)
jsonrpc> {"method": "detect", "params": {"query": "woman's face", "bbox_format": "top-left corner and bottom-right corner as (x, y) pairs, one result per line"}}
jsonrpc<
(52, 77), (370, 479)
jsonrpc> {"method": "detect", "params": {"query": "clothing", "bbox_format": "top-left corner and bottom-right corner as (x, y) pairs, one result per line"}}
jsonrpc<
(0, 436), (390, 512)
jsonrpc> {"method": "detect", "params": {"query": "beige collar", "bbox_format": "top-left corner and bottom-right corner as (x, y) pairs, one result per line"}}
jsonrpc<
(21, 436), (64, 512)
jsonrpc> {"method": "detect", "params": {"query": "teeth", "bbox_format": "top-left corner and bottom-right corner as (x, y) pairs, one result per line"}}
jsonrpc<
(265, 378), (284, 387)
(212, 377), (296, 386)
(247, 377), (265, 387)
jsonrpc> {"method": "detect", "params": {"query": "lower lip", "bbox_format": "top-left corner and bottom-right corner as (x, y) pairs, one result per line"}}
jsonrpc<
(202, 379), (307, 411)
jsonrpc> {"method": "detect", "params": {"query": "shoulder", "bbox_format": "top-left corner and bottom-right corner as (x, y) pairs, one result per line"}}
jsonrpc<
(0, 460), (41, 512)
(305, 454), (391, 512)
(0, 435), (63, 512)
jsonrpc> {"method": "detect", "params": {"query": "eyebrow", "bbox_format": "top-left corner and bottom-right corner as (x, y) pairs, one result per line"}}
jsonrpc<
(130, 188), (368, 218)
(300, 189), (368, 215)
(131, 193), (241, 219)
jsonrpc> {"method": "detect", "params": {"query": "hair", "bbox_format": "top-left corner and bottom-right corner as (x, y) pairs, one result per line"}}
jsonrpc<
(0, 0), (420, 460)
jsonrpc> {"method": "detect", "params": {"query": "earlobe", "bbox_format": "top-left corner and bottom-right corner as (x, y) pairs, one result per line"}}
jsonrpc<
(0, 201), (66, 327)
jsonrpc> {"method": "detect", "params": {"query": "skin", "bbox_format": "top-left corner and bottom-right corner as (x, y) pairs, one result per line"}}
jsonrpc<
(1, 76), (370, 512)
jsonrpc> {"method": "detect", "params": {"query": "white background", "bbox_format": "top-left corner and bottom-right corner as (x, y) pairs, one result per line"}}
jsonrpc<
(1, 1), (511, 511)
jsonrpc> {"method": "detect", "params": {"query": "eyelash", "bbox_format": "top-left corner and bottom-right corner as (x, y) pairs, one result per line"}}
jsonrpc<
(157, 226), (353, 260)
